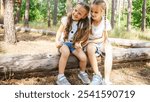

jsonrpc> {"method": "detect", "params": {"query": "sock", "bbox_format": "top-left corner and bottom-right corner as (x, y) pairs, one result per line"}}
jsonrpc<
(95, 72), (102, 77)
(58, 74), (64, 79)
(80, 71), (85, 74)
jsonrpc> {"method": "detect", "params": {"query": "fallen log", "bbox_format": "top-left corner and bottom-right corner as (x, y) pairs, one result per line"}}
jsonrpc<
(15, 27), (56, 35)
(0, 47), (150, 73)
(109, 38), (150, 48)
(0, 24), (56, 35)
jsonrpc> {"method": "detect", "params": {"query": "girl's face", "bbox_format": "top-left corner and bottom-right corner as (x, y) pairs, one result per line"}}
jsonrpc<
(91, 4), (104, 21)
(72, 4), (88, 21)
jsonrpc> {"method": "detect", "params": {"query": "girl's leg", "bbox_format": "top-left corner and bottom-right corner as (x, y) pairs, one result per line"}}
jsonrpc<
(73, 49), (90, 84)
(87, 43), (104, 85)
(104, 42), (113, 84)
(72, 48), (87, 71)
(59, 45), (70, 74)
(87, 43), (101, 76)
(56, 45), (70, 85)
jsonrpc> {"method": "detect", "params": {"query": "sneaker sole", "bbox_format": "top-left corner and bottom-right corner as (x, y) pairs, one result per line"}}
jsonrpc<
(78, 74), (90, 85)
(56, 81), (71, 85)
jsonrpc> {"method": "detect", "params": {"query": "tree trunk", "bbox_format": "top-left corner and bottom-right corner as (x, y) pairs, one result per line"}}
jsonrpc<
(127, 0), (132, 31)
(15, 26), (56, 35)
(66, 0), (72, 13)
(0, 0), (5, 24)
(111, 0), (115, 29)
(117, 0), (121, 28)
(141, 0), (146, 32)
(122, 0), (125, 17)
(24, 0), (30, 27)
(109, 38), (150, 48)
(0, 46), (150, 73)
(47, 0), (51, 27)
(53, 0), (58, 26)
(0, 0), (4, 17)
(4, 0), (17, 44)
(15, 0), (22, 24)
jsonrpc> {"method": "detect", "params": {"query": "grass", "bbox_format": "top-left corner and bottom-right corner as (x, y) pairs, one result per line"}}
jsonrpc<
(109, 27), (150, 41)
(16, 21), (60, 31)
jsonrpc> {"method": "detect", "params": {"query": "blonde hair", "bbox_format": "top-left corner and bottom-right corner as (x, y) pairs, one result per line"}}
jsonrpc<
(91, 0), (108, 42)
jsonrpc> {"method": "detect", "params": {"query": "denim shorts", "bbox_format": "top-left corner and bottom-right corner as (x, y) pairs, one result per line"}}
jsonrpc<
(63, 42), (75, 53)
(95, 43), (105, 57)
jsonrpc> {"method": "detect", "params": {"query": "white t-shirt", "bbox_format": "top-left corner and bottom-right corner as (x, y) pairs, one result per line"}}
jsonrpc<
(89, 17), (111, 40)
(60, 16), (78, 42)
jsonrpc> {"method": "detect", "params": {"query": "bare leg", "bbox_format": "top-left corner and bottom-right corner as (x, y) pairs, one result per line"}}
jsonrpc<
(72, 48), (87, 71)
(87, 43), (101, 76)
(59, 45), (70, 74)
(73, 48), (90, 84)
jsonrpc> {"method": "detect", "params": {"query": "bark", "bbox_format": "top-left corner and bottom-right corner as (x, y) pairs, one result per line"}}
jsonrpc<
(109, 38), (150, 48)
(24, 0), (30, 27)
(15, 0), (22, 24)
(0, 25), (57, 35)
(0, 0), (4, 24)
(0, 47), (150, 73)
(47, 0), (51, 27)
(111, 0), (115, 29)
(15, 27), (56, 35)
(0, 0), (4, 18)
(127, 0), (132, 31)
(53, 0), (58, 25)
(117, 0), (121, 28)
(4, 0), (17, 44)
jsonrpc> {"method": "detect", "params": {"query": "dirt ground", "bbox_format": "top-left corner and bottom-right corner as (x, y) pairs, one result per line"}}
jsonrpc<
(0, 29), (150, 85)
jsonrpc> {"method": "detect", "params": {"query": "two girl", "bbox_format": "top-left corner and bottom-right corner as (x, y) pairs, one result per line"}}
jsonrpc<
(55, 0), (113, 85)
(55, 2), (90, 85)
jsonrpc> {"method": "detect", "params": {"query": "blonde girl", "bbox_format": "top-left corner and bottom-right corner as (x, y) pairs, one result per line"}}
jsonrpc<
(87, 0), (113, 85)
(55, 2), (90, 85)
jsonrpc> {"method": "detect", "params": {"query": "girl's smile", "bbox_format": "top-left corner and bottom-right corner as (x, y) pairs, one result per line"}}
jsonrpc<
(72, 4), (87, 21)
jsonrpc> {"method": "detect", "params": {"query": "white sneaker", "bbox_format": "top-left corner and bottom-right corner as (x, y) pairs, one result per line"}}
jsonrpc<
(90, 74), (104, 85)
(56, 76), (71, 85)
(78, 72), (90, 85)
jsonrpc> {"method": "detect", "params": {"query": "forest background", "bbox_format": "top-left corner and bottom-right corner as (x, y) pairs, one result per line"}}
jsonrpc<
(0, 0), (150, 85)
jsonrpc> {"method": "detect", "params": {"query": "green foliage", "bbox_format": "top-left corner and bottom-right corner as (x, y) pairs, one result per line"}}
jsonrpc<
(20, 0), (47, 22)
(20, 0), (67, 23)
(57, 0), (67, 20)
(132, 0), (150, 28)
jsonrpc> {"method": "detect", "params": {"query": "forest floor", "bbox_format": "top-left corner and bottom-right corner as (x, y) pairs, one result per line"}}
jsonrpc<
(0, 29), (150, 85)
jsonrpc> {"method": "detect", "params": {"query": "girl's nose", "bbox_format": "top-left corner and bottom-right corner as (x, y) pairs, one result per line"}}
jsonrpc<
(74, 11), (78, 16)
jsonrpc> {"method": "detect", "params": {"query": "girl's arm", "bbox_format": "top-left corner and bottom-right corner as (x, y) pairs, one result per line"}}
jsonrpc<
(89, 30), (110, 44)
(55, 24), (65, 48)
(89, 37), (104, 43)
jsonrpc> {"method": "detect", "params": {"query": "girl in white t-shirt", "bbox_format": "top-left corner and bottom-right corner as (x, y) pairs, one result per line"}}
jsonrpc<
(87, 0), (113, 85)
(55, 2), (90, 85)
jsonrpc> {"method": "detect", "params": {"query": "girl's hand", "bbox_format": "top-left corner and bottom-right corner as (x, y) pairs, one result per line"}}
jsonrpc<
(55, 41), (63, 48)
(74, 41), (82, 49)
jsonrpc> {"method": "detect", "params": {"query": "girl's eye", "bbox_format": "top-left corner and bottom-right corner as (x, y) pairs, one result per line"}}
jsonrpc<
(75, 9), (77, 12)
(78, 12), (81, 15)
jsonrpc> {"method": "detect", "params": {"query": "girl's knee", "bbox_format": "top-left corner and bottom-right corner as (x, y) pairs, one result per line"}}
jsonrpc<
(80, 55), (87, 62)
(78, 53), (87, 62)
(87, 43), (96, 54)
(60, 45), (70, 57)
